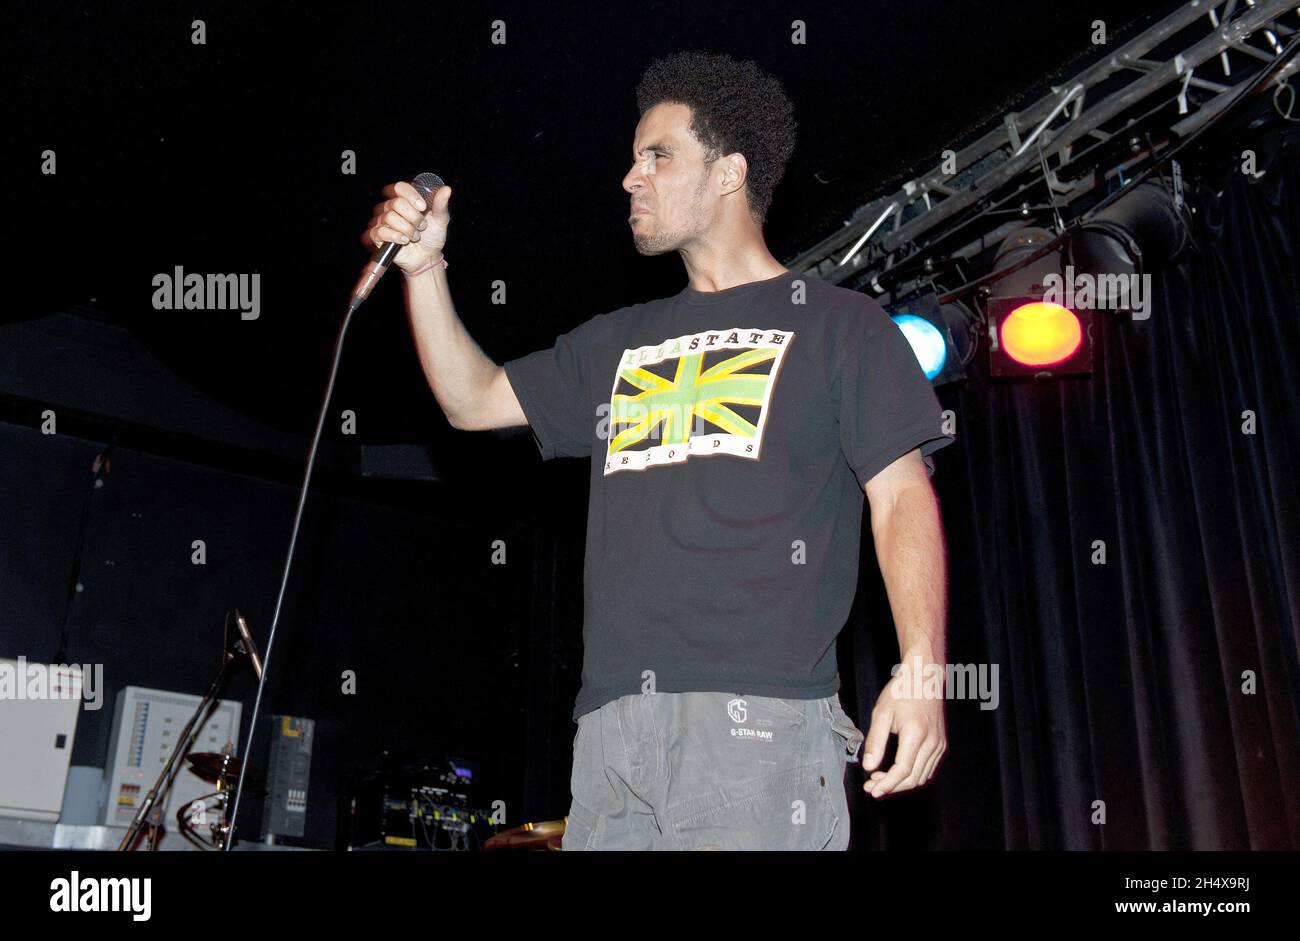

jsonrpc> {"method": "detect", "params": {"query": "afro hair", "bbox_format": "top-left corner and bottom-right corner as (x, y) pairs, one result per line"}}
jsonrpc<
(635, 50), (797, 226)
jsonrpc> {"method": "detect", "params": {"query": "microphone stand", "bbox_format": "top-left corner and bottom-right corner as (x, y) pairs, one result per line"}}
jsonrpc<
(222, 172), (441, 850)
(117, 610), (254, 851)
(220, 288), (371, 850)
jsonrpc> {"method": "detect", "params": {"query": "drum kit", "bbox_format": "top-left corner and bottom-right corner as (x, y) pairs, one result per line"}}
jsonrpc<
(115, 609), (572, 851)
(164, 751), (574, 851)
(481, 818), (567, 851)
(175, 751), (243, 850)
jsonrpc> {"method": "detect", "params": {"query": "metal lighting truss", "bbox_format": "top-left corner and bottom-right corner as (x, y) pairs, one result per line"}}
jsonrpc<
(790, 0), (1300, 298)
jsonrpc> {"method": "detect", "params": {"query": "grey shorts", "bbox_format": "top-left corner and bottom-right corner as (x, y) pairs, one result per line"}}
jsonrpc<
(561, 690), (866, 851)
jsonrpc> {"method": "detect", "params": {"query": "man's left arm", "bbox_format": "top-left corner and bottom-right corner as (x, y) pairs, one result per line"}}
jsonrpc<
(860, 447), (949, 799)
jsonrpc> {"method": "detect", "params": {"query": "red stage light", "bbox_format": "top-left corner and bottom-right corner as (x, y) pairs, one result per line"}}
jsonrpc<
(999, 301), (1083, 367)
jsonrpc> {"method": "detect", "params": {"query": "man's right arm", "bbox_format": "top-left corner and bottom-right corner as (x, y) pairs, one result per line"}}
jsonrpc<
(401, 261), (527, 432)
(364, 179), (527, 432)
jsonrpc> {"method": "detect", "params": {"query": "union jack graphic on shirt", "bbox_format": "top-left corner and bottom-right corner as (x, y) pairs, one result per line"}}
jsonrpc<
(602, 327), (795, 475)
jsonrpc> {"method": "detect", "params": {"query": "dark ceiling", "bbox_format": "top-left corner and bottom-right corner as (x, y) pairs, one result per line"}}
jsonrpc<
(14, 0), (1178, 442)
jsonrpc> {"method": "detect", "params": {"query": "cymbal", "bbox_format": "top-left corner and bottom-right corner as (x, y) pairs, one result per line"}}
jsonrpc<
(482, 819), (566, 851)
(186, 752), (242, 784)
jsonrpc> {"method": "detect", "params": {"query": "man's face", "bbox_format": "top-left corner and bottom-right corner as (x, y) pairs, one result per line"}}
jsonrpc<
(622, 102), (717, 255)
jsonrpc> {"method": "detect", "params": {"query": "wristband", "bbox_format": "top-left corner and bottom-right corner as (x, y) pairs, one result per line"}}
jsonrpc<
(401, 255), (448, 277)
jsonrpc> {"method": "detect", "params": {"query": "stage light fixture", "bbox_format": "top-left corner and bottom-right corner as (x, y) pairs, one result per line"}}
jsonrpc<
(1066, 178), (1191, 315)
(987, 227), (1093, 378)
(891, 314), (948, 379)
(883, 282), (967, 386)
(998, 301), (1083, 367)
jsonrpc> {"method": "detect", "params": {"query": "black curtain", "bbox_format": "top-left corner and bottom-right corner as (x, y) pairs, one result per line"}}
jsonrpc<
(841, 149), (1300, 850)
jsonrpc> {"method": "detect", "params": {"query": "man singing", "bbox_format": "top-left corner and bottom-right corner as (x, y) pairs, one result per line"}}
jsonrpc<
(364, 50), (953, 850)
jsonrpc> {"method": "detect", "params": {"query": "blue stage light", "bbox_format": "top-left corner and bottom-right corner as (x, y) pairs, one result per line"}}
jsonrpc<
(890, 313), (949, 380)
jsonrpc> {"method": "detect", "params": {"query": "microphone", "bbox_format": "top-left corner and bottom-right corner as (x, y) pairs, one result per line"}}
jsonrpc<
(229, 609), (263, 681)
(350, 171), (445, 308)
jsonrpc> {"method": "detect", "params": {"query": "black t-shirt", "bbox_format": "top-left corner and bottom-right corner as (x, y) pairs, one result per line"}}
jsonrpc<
(503, 269), (954, 720)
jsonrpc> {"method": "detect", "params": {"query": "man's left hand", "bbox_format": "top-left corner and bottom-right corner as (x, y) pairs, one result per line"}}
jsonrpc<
(861, 668), (947, 798)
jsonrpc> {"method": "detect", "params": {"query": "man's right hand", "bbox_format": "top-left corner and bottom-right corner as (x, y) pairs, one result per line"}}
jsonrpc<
(362, 180), (453, 273)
